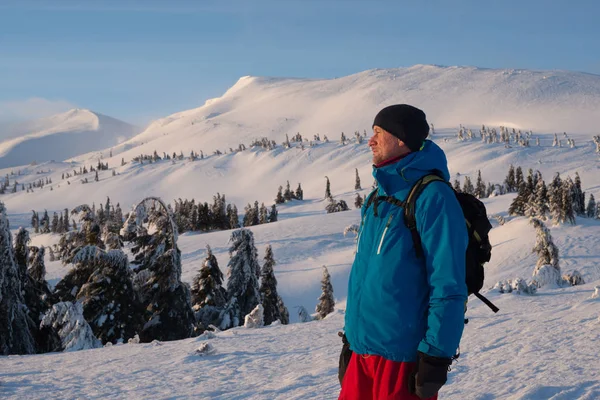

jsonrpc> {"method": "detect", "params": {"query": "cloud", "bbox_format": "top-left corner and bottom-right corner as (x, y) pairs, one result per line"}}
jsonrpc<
(0, 97), (77, 122)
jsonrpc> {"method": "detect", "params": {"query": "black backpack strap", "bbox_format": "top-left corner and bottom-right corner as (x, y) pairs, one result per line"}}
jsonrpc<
(403, 174), (449, 258)
(473, 292), (500, 313)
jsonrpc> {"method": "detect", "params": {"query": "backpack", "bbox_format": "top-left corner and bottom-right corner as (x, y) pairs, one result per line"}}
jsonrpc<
(367, 172), (499, 314)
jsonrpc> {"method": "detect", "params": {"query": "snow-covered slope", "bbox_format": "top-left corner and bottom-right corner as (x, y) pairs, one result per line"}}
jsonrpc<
(78, 65), (600, 165)
(0, 109), (139, 169)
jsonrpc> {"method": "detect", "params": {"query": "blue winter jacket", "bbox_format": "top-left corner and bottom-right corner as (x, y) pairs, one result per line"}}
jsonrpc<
(345, 140), (468, 361)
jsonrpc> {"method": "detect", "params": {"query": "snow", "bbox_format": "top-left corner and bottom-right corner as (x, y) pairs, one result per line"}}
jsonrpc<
(1, 65), (600, 399)
(0, 109), (139, 169)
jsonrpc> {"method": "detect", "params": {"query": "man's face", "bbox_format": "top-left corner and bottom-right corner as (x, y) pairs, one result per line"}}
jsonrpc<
(368, 126), (409, 164)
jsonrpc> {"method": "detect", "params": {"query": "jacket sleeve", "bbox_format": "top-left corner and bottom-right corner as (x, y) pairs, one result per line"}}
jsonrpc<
(414, 182), (468, 359)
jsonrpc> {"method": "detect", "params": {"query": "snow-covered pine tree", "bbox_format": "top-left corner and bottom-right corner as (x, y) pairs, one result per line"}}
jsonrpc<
(515, 166), (524, 190)
(283, 181), (293, 201)
(549, 173), (564, 224)
(28, 245), (47, 283)
(121, 197), (196, 342)
(260, 245), (288, 326)
(51, 212), (59, 233)
(586, 194), (596, 218)
(295, 183), (304, 200)
(504, 164), (516, 193)
(259, 203), (269, 224)
(243, 203), (254, 227)
(56, 204), (104, 265)
(229, 204), (240, 228)
(355, 168), (361, 190)
(508, 184), (528, 216)
(475, 170), (486, 198)
(453, 178), (461, 192)
(41, 210), (50, 233)
(572, 172), (586, 216)
(72, 246), (144, 344)
(354, 193), (364, 209)
(275, 186), (285, 204)
(31, 210), (39, 234)
(191, 245), (227, 329)
(315, 266), (335, 320)
(220, 229), (261, 330)
(533, 179), (549, 219)
(0, 203), (36, 355)
(39, 302), (102, 352)
(462, 176), (475, 195)
(562, 177), (576, 225)
(530, 218), (561, 287)
(325, 176), (332, 199)
(268, 204), (278, 223)
(252, 201), (260, 226)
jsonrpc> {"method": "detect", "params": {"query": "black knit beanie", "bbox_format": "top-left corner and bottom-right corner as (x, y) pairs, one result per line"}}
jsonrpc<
(372, 104), (429, 152)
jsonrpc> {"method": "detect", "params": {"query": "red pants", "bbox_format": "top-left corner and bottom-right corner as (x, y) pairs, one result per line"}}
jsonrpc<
(339, 353), (438, 400)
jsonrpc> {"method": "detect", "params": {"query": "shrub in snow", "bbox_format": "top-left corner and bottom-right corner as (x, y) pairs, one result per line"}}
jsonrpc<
(128, 334), (140, 344)
(197, 331), (216, 340)
(0, 203), (37, 355)
(591, 286), (600, 299)
(297, 305), (313, 323)
(316, 266), (335, 320)
(343, 224), (359, 237)
(244, 304), (264, 329)
(532, 264), (562, 288)
(194, 342), (216, 356)
(326, 198), (349, 213)
(493, 279), (537, 295)
(40, 302), (102, 352)
(562, 270), (585, 286)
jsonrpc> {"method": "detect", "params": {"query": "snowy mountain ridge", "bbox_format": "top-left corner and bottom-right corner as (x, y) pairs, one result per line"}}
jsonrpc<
(0, 108), (139, 169)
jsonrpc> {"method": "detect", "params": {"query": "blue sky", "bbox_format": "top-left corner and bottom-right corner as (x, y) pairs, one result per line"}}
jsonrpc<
(1, 0), (598, 127)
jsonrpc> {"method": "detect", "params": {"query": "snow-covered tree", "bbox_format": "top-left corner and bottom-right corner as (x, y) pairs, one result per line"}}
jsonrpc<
(549, 173), (564, 224)
(533, 179), (549, 219)
(325, 176), (332, 199)
(283, 181), (293, 201)
(355, 168), (361, 190)
(508, 184), (528, 217)
(268, 204), (278, 223)
(220, 229), (261, 330)
(586, 194), (596, 218)
(57, 204), (104, 264)
(462, 176), (474, 195)
(315, 266), (335, 320)
(259, 203), (269, 224)
(121, 197), (195, 342)
(39, 302), (102, 352)
(295, 183), (304, 200)
(515, 167), (524, 190)
(275, 186), (285, 204)
(475, 170), (486, 199)
(31, 210), (39, 234)
(71, 246), (144, 344)
(0, 203), (36, 355)
(453, 179), (461, 192)
(530, 218), (561, 287)
(191, 245), (227, 329)
(260, 245), (288, 326)
(326, 198), (349, 213)
(572, 172), (586, 216)
(562, 178), (576, 225)
(562, 270), (585, 286)
(297, 305), (312, 323)
(354, 193), (364, 209)
(504, 165), (516, 193)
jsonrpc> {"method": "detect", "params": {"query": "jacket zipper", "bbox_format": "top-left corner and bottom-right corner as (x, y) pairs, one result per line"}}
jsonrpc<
(377, 214), (394, 255)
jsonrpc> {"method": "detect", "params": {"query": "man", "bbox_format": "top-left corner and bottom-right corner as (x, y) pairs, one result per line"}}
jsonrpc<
(340, 104), (468, 400)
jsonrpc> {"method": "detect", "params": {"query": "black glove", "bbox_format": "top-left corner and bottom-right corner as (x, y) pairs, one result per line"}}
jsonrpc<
(409, 351), (452, 399)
